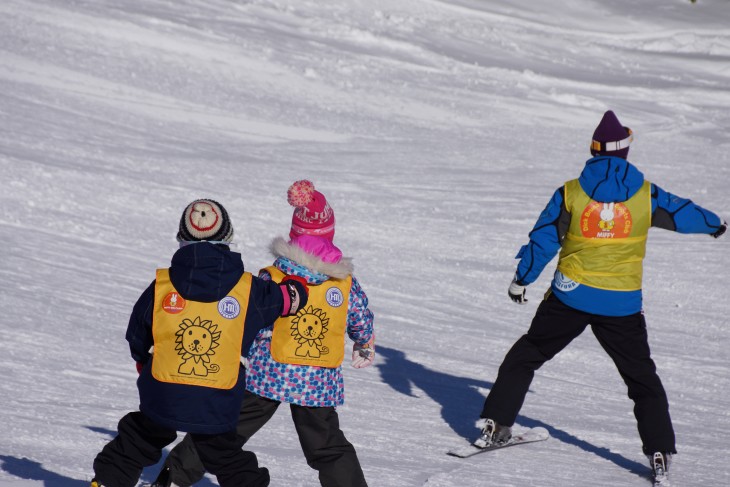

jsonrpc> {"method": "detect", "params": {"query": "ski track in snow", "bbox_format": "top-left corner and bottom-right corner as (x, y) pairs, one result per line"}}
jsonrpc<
(1, 0), (729, 486)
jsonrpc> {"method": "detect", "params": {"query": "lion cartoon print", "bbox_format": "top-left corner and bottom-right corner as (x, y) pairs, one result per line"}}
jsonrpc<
(175, 316), (221, 376)
(291, 305), (330, 358)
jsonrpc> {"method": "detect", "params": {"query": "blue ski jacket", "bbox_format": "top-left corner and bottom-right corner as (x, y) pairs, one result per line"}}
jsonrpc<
(514, 156), (724, 316)
(126, 242), (285, 434)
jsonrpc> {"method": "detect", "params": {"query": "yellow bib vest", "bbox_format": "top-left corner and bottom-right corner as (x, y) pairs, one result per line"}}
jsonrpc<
(151, 269), (252, 389)
(557, 179), (652, 291)
(266, 266), (351, 368)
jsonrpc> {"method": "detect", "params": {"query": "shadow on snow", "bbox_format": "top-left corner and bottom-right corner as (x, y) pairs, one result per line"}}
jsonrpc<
(0, 426), (217, 486)
(0, 456), (88, 487)
(376, 345), (648, 478)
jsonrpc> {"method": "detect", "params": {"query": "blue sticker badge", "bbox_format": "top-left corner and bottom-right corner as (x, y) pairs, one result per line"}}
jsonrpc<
(325, 287), (344, 307)
(218, 296), (241, 319)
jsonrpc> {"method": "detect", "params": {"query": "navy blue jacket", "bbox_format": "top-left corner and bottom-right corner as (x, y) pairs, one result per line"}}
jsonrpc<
(515, 156), (724, 316)
(126, 242), (285, 434)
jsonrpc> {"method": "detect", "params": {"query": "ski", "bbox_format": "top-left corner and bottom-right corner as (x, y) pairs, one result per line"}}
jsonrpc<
(447, 427), (549, 458)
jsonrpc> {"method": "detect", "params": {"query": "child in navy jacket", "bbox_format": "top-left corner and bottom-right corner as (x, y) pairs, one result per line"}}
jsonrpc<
(91, 199), (307, 487)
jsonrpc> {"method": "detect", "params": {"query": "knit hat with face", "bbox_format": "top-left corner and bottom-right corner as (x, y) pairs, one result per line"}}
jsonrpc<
(176, 199), (234, 243)
(590, 110), (633, 160)
(287, 180), (335, 241)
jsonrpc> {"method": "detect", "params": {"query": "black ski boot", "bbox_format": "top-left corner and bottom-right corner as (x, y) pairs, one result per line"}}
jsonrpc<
(150, 466), (173, 487)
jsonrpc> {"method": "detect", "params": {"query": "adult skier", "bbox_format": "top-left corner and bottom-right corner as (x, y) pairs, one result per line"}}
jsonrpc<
(477, 111), (727, 486)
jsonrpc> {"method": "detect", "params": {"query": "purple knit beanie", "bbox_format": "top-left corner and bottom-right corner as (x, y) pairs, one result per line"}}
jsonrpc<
(590, 110), (633, 159)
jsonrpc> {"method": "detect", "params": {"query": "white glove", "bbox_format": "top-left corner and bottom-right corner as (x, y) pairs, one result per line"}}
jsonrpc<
(508, 278), (527, 304)
(351, 339), (375, 369)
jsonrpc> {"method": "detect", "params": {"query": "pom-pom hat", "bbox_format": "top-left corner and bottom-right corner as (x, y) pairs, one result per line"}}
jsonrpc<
(287, 180), (335, 241)
(176, 199), (234, 243)
(590, 110), (633, 160)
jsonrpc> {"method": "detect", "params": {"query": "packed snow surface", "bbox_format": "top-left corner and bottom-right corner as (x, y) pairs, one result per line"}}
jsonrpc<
(1, 0), (729, 485)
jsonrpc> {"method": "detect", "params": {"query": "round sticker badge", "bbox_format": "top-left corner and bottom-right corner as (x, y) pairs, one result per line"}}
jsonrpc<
(580, 201), (632, 239)
(554, 270), (579, 292)
(218, 296), (241, 319)
(162, 292), (186, 314)
(325, 287), (344, 307)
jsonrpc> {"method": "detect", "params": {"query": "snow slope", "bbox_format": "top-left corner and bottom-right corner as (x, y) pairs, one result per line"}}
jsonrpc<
(1, 0), (729, 485)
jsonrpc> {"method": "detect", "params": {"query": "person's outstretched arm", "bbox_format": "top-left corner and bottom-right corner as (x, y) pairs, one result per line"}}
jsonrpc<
(651, 183), (726, 236)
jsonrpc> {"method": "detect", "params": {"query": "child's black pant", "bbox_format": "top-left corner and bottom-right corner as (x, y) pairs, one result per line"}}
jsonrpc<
(481, 293), (676, 455)
(162, 393), (367, 487)
(92, 411), (269, 487)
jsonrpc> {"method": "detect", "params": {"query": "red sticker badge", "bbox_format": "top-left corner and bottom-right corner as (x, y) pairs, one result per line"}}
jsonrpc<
(162, 292), (186, 314)
(580, 202), (632, 239)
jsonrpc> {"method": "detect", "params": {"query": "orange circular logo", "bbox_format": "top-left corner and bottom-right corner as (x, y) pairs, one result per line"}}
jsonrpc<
(580, 202), (632, 239)
(162, 292), (186, 314)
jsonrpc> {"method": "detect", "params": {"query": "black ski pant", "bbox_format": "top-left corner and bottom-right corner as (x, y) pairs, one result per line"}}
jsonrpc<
(163, 392), (368, 487)
(481, 293), (676, 455)
(92, 411), (269, 487)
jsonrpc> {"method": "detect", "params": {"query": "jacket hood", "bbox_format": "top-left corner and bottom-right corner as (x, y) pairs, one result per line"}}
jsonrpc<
(168, 242), (244, 302)
(270, 236), (353, 280)
(579, 156), (645, 203)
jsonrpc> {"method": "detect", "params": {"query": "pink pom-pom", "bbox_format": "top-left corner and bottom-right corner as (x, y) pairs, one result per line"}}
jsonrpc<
(287, 180), (315, 207)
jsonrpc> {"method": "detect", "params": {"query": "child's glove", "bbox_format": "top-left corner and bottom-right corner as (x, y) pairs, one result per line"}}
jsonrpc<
(280, 275), (309, 316)
(351, 339), (375, 368)
(711, 221), (727, 239)
(508, 278), (527, 304)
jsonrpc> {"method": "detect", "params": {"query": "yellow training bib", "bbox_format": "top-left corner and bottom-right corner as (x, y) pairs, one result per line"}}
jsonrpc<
(265, 267), (351, 368)
(151, 269), (251, 389)
(558, 179), (651, 291)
